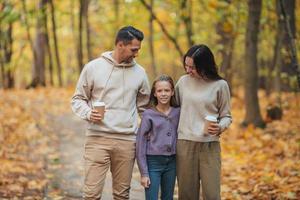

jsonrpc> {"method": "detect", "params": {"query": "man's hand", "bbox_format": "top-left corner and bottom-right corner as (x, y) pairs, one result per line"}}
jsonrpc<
(141, 176), (151, 188)
(208, 122), (221, 136)
(90, 109), (103, 123)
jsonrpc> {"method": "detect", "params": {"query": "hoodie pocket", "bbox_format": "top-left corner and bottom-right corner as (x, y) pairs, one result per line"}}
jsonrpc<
(103, 109), (135, 130)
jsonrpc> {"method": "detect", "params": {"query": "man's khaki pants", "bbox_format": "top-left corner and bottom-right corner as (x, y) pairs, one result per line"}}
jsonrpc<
(176, 140), (221, 200)
(84, 136), (135, 200)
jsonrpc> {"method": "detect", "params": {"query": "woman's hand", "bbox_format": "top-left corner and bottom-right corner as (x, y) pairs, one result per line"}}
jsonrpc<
(208, 122), (221, 136)
(141, 176), (151, 188)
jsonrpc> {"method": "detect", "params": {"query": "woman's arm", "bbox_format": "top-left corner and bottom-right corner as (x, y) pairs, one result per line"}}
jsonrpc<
(217, 81), (232, 133)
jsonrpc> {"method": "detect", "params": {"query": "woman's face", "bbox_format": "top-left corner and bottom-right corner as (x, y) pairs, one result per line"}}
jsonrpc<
(184, 56), (200, 78)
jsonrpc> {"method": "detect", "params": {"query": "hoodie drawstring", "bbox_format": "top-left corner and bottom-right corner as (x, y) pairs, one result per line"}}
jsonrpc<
(101, 51), (135, 105)
(100, 65), (115, 100)
(122, 66), (125, 104)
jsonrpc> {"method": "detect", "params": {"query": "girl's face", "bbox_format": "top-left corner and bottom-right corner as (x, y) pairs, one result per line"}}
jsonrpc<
(184, 56), (200, 78)
(154, 81), (174, 106)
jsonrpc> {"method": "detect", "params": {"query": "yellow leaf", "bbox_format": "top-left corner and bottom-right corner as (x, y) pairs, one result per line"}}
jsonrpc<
(7, 184), (24, 193)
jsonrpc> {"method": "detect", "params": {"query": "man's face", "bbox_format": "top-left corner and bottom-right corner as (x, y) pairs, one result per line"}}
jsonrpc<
(119, 39), (141, 63)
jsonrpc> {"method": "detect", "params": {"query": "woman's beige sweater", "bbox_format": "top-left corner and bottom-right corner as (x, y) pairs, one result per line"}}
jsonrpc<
(175, 74), (232, 142)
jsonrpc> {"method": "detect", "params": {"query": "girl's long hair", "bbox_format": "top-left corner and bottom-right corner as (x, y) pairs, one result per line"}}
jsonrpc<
(149, 74), (178, 107)
(183, 44), (223, 81)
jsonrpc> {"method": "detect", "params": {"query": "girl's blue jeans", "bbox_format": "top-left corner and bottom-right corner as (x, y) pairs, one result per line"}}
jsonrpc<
(145, 155), (176, 200)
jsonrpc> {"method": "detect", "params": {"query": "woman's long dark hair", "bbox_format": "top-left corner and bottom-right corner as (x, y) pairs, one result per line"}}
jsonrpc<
(183, 44), (223, 81)
(149, 74), (178, 107)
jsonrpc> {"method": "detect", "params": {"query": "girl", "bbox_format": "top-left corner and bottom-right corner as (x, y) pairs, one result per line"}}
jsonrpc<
(175, 44), (232, 200)
(136, 75), (180, 200)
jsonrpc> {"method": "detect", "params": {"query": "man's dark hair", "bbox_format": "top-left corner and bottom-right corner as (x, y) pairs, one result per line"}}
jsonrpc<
(115, 26), (144, 45)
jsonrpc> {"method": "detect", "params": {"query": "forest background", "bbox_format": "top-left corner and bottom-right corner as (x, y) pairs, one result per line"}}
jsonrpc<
(0, 0), (299, 199)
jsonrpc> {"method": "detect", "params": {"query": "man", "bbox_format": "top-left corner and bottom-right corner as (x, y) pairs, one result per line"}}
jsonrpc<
(71, 26), (150, 199)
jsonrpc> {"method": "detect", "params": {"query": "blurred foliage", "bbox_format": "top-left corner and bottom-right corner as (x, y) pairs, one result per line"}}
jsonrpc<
(0, 0), (298, 87)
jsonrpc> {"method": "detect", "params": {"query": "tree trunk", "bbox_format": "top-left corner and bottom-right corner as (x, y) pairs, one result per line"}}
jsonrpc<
(71, 0), (76, 66)
(21, 0), (37, 76)
(180, 0), (194, 47)
(114, 0), (120, 31)
(49, 0), (63, 86)
(29, 0), (48, 88)
(0, 4), (15, 89)
(83, 0), (91, 60)
(215, 0), (237, 93)
(0, 3), (5, 88)
(148, 0), (157, 78)
(77, 0), (84, 73)
(281, 0), (296, 45)
(0, 64), (4, 88)
(273, 0), (285, 97)
(279, 0), (299, 90)
(243, 0), (265, 128)
(0, 51), (4, 87)
(44, 9), (54, 86)
(267, 0), (297, 96)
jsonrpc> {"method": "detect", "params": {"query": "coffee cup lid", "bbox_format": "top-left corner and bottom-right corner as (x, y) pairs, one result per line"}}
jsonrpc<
(94, 101), (105, 106)
(205, 116), (217, 122)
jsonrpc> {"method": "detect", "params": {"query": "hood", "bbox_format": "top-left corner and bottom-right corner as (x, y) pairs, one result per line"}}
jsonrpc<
(100, 51), (136, 104)
(101, 51), (136, 68)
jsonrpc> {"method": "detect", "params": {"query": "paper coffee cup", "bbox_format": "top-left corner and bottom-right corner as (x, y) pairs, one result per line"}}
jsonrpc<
(93, 101), (105, 117)
(203, 116), (218, 135)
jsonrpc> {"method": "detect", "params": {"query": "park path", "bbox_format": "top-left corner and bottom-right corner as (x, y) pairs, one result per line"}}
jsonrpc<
(45, 111), (145, 200)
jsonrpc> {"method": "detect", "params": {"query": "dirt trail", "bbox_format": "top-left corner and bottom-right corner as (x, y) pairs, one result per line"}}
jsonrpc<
(45, 112), (145, 199)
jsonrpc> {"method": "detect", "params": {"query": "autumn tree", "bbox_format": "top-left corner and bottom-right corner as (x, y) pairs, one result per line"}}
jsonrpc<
(140, 0), (184, 57)
(180, 0), (194, 47)
(49, 0), (63, 86)
(28, 0), (48, 87)
(243, 0), (265, 127)
(44, 7), (54, 86)
(77, 0), (90, 73)
(21, 0), (37, 86)
(84, 0), (91, 60)
(215, 0), (238, 90)
(0, 2), (15, 88)
(0, 21), (14, 89)
(148, 0), (157, 78)
(278, 0), (299, 91)
(77, 0), (84, 72)
(114, 0), (120, 31)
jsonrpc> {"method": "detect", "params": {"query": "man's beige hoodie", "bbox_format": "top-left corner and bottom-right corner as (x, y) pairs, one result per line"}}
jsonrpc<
(71, 51), (150, 140)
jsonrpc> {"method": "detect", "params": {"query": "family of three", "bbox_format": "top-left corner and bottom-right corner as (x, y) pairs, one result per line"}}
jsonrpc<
(71, 26), (232, 200)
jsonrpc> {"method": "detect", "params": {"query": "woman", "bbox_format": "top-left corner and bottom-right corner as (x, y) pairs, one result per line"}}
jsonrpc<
(175, 44), (232, 200)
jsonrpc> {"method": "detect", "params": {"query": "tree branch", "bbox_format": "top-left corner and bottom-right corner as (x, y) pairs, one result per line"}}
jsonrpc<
(139, 0), (184, 57)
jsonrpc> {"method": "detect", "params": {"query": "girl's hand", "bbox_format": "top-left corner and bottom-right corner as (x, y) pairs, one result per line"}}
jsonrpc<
(208, 122), (221, 136)
(141, 176), (151, 188)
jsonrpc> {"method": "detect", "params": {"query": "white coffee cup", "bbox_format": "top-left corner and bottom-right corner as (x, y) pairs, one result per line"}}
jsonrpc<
(93, 101), (105, 117)
(203, 116), (218, 135)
